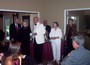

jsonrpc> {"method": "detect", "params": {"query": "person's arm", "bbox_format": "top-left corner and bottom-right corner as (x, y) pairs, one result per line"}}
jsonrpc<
(49, 29), (57, 40)
(30, 28), (32, 33)
(9, 24), (14, 41)
(46, 25), (51, 33)
(49, 29), (53, 39)
(58, 29), (62, 39)
(0, 53), (3, 61)
(9, 24), (12, 40)
(50, 37), (59, 40)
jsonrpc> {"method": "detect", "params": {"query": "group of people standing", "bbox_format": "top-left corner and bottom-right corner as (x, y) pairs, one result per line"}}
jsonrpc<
(0, 17), (33, 65)
(0, 16), (90, 65)
(9, 16), (63, 64)
(10, 18), (31, 56)
(32, 17), (63, 64)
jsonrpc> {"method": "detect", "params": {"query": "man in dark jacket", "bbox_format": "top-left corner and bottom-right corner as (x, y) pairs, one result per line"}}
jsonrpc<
(43, 20), (51, 40)
(9, 18), (21, 41)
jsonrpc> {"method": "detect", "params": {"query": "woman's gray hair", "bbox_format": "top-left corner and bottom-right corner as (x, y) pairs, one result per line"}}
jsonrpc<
(53, 22), (59, 26)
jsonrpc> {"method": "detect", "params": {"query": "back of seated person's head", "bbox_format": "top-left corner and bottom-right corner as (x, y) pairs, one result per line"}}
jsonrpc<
(72, 35), (85, 49)
(3, 41), (21, 60)
(1, 41), (21, 65)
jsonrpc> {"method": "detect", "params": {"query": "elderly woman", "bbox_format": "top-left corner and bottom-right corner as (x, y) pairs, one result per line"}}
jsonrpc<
(19, 21), (31, 56)
(49, 22), (62, 64)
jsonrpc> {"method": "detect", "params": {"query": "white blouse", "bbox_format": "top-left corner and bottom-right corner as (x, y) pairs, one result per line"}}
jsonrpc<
(49, 27), (62, 43)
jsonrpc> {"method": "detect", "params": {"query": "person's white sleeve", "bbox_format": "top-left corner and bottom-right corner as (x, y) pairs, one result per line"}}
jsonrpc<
(59, 29), (62, 39)
(30, 33), (32, 36)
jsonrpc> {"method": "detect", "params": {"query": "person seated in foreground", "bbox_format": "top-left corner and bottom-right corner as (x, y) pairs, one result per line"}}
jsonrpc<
(61, 35), (90, 65)
(1, 41), (36, 65)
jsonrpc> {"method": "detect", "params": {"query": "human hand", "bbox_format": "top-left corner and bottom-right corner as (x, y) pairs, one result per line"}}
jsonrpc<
(33, 33), (37, 36)
(0, 53), (3, 60)
(51, 37), (57, 40)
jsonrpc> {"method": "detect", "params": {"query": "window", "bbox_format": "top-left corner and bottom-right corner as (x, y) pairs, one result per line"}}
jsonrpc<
(4, 16), (10, 40)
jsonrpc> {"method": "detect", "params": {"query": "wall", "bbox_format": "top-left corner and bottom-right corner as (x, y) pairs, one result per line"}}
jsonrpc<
(41, 0), (90, 35)
(0, 0), (42, 31)
(1, 0), (90, 34)
(0, 0), (42, 12)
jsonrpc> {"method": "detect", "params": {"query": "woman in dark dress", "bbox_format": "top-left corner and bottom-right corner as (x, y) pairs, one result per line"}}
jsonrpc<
(65, 19), (77, 57)
(19, 21), (31, 56)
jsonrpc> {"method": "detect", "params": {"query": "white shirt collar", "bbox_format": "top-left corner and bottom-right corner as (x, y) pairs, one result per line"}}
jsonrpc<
(36, 22), (40, 25)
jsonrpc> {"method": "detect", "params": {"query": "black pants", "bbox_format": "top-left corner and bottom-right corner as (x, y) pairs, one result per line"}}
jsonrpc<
(21, 41), (30, 56)
(34, 39), (43, 63)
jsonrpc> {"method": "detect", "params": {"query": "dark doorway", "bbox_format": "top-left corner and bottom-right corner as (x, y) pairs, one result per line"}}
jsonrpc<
(13, 13), (19, 22)
(22, 16), (30, 26)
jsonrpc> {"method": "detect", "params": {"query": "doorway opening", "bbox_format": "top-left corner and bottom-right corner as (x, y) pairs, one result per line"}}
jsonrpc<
(0, 9), (39, 41)
(64, 8), (90, 50)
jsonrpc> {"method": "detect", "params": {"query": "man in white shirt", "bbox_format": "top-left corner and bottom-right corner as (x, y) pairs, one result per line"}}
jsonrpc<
(32, 17), (45, 64)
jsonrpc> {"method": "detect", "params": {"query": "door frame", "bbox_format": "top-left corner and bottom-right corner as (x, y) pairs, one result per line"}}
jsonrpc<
(0, 9), (39, 16)
(64, 8), (90, 35)
(0, 9), (39, 41)
(0, 9), (40, 25)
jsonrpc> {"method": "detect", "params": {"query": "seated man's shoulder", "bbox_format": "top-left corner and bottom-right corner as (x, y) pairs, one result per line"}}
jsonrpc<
(69, 49), (82, 57)
(5, 56), (12, 65)
(71, 48), (90, 59)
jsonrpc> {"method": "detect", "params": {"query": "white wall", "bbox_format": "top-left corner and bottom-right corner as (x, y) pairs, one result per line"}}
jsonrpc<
(41, 0), (90, 34)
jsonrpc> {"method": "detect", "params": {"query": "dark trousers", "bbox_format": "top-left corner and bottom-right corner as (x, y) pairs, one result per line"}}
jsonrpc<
(21, 41), (30, 56)
(34, 39), (43, 63)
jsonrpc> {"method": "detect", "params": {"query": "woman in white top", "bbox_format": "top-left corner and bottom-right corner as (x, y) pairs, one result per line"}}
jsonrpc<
(49, 22), (62, 63)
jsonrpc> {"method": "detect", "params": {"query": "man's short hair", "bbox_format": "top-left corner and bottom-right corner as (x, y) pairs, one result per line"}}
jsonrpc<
(68, 18), (74, 22)
(72, 35), (85, 46)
